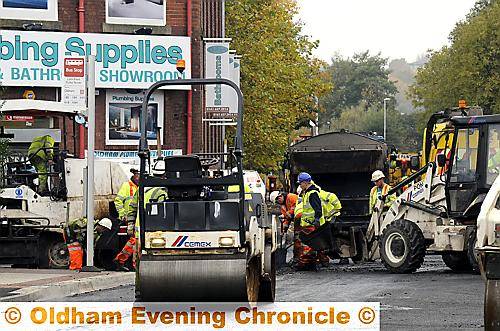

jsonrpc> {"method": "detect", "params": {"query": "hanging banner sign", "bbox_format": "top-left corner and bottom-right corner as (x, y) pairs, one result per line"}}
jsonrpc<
(227, 53), (241, 114)
(227, 52), (237, 115)
(204, 40), (231, 113)
(0, 30), (191, 89)
(233, 57), (241, 88)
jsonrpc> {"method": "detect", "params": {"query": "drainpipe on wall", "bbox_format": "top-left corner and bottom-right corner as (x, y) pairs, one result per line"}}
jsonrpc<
(186, 0), (193, 154)
(77, 0), (85, 158)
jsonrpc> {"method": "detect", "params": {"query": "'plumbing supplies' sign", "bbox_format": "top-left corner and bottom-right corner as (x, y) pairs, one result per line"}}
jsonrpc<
(0, 30), (191, 89)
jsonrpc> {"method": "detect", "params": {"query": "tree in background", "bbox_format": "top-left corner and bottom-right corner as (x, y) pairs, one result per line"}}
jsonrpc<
(388, 58), (422, 114)
(226, 0), (330, 172)
(410, 0), (499, 116)
(320, 51), (398, 121)
(318, 51), (422, 151)
(330, 105), (421, 151)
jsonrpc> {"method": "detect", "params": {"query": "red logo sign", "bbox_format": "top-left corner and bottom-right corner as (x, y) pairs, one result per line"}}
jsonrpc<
(64, 58), (85, 77)
(4, 115), (34, 122)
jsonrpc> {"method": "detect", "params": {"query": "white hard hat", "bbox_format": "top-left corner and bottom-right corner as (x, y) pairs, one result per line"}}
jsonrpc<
(371, 170), (385, 182)
(97, 218), (112, 231)
(296, 186), (303, 195)
(152, 159), (165, 177)
(269, 191), (280, 203)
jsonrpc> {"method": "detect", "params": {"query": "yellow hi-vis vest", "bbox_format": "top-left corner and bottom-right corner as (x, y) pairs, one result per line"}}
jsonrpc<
(67, 218), (101, 244)
(489, 153), (500, 169)
(369, 183), (396, 214)
(319, 190), (342, 220)
(301, 189), (325, 227)
(130, 187), (168, 239)
(28, 135), (55, 160)
(114, 180), (138, 219)
(307, 182), (341, 217)
(294, 197), (303, 220)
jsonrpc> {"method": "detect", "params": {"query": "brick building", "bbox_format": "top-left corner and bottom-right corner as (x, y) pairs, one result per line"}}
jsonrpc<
(0, 0), (224, 157)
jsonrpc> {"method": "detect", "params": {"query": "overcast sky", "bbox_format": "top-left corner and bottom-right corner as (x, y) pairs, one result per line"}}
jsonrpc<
(297, 0), (478, 63)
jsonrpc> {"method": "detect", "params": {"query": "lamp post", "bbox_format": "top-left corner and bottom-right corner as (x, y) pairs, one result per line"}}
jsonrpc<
(383, 97), (391, 141)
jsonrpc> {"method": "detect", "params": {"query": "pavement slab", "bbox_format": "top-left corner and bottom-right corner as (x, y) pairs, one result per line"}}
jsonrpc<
(0, 267), (134, 302)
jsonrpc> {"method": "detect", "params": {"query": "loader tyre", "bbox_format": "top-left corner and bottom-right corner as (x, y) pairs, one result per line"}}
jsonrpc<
(380, 219), (425, 273)
(484, 279), (500, 331)
(466, 228), (480, 274)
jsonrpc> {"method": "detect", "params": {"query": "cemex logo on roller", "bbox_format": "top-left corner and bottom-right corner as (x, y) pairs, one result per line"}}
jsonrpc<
(172, 236), (212, 248)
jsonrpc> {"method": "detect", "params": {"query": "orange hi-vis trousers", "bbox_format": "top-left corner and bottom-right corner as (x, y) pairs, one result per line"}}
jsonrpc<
(296, 225), (330, 267)
(67, 242), (83, 270)
(297, 225), (316, 267)
(114, 237), (136, 268)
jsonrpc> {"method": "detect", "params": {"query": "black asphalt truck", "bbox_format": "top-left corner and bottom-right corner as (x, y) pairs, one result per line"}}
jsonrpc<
(284, 131), (389, 261)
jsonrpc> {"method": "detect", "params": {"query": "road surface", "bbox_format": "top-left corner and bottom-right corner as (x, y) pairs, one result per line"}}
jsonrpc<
(56, 256), (484, 330)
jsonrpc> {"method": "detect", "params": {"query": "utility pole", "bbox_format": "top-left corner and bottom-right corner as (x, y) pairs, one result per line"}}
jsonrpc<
(82, 55), (99, 272)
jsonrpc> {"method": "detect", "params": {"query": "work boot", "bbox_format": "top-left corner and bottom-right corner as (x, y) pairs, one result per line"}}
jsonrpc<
(113, 260), (130, 272)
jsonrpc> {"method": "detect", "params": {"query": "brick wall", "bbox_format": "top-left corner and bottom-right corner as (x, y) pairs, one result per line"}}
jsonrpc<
(202, 0), (224, 38)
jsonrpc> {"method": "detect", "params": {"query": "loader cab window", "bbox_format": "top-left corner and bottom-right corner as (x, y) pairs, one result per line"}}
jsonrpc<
(487, 124), (500, 185)
(450, 128), (479, 183)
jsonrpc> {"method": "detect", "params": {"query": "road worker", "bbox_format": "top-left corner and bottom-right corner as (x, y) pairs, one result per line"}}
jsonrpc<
(126, 165), (168, 263)
(369, 170), (396, 214)
(487, 129), (500, 184)
(295, 172), (325, 270)
(66, 218), (113, 271)
(114, 169), (139, 221)
(270, 191), (298, 233)
(113, 168), (140, 271)
(292, 186), (303, 266)
(28, 134), (55, 193)
(295, 173), (343, 269)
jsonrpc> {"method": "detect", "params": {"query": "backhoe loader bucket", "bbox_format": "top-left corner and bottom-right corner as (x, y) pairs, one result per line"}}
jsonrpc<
(299, 222), (335, 251)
